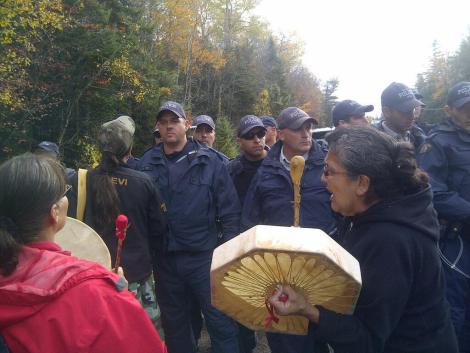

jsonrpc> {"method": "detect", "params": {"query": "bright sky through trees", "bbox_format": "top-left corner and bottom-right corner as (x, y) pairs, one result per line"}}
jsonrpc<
(255, 0), (470, 117)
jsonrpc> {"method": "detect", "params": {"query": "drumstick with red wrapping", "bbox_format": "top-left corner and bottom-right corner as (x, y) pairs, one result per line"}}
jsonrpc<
(114, 214), (129, 273)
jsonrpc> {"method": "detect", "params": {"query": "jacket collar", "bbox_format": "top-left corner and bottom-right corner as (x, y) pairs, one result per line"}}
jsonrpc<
(150, 138), (211, 165)
(263, 140), (325, 170)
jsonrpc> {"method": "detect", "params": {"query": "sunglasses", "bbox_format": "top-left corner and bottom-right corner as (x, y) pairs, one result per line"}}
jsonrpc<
(242, 130), (266, 140)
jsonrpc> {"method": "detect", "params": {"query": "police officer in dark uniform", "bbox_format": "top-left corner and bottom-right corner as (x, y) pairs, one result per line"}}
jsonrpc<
(260, 116), (278, 148)
(242, 107), (335, 353)
(229, 115), (268, 206)
(374, 82), (426, 152)
(138, 101), (241, 353)
(331, 100), (373, 127)
(227, 115), (268, 353)
(190, 114), (229, 347)
(33, 141), (76, 178)
(192, 115), (216, 148)
(192, 114), (229, 165)
(418, 81), (470, 352)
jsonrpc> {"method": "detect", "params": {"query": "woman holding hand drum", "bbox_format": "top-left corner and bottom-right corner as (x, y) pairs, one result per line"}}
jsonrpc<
(269, 126), (458, 353)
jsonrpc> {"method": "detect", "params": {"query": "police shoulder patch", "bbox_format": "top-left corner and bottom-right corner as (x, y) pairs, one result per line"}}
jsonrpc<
(419, 143), (432, 154)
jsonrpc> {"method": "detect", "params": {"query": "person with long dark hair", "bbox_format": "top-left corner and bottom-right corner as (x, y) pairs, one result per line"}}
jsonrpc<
(0, 153), (166, 353)
(67, 115), (167, 336)
(268, 126), (458, 353)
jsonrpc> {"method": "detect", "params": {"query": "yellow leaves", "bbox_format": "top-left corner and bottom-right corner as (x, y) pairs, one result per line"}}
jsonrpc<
(158, 0), (227, 75)
(0, 89), (24, 110)
(159, 87), (172, 96)
(76, 138), (101, 167)
(1, 0), (64, 110)
(253, 89), (271, 116)
(106, 55), (148, 103)
(0, 0), (64, 45)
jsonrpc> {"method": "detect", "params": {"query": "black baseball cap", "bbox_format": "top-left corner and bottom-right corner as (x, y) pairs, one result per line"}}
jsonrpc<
(237, 115), (266, 137)
(381, 82), (423, 113)
(261, 116), (278, 129)
(447, 82), (470, 109)
(331, 100), (374, 127)
(156, 101), (186, 120)
(277, 107), (317, 130)
(192, 115), (215, 130)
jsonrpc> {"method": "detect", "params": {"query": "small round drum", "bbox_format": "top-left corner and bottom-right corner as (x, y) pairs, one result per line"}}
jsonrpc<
(211, 225), (362, 335)
(55, 217), (112, 269)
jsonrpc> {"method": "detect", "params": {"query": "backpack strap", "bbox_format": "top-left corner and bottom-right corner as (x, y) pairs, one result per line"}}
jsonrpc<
(77, 168), (88, 221)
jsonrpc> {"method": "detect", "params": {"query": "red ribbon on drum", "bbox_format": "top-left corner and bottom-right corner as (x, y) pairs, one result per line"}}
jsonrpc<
(264, 291), (288, 329)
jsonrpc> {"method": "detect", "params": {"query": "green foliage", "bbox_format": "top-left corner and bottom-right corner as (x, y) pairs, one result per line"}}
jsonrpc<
(0, 0), (64, 109)
(253, 89), (271, 116)
(321, 78), (339, 127)
(416, 36), (470, 124)
(0, 0), (323, 165)
(214, 116), (238, 158)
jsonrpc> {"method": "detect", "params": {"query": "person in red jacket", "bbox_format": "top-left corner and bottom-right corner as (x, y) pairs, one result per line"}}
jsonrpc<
(0, 153), (166, 353)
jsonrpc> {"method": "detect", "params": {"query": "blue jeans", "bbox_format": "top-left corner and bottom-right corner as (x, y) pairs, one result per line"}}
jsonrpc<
(155, 250), (239, 353)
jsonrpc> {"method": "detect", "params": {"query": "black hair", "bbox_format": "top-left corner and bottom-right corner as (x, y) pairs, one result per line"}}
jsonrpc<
(0, 153), (66, 276)
(325, 126), (429, 200)
(90, 152), (123, 234)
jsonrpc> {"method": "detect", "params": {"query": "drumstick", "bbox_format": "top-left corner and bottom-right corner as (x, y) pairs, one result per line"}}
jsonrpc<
(114, 214), (129, 273)
(290, 156), (305, 227)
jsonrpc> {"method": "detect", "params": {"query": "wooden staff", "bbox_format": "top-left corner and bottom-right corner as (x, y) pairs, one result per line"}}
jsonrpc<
(290, 156), (305, 227)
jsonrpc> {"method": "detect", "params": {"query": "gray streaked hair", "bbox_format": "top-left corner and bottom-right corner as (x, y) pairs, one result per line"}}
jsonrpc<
(325, 126), (428, 200)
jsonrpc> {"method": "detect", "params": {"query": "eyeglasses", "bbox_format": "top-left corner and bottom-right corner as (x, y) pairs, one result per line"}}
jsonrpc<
(323, 165), (349, 177)
(55, 184), (71, 205)
(63, 184), (72, 197)
(242, 130), (266, 140)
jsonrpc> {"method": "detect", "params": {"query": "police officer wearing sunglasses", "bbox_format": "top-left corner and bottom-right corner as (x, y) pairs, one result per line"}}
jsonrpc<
(241, 107), (335, 353)
(226, 115), (269, 353)
(228, 115), (268, 208)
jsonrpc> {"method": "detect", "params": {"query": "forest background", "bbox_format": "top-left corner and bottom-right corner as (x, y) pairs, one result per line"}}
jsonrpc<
(1, 0), (470, 165)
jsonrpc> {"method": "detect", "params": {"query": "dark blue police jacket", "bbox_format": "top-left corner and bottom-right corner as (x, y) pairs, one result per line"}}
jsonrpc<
(241, 140), (335, 232)
(139, 139), (240, 252)
(417, 119), (470, 223)
(374, 120), (426, 152)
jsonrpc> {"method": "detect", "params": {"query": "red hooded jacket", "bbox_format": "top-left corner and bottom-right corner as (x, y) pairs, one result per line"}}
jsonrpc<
(0, 242), (166, 353)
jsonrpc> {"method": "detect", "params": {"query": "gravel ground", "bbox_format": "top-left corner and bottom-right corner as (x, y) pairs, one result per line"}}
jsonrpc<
(199, 327), (270, 353)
